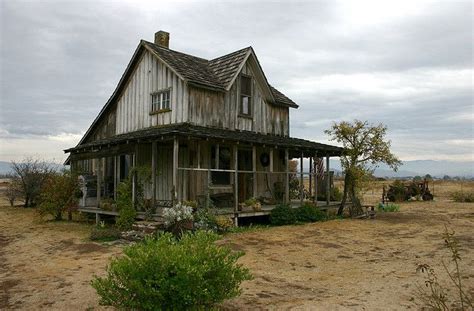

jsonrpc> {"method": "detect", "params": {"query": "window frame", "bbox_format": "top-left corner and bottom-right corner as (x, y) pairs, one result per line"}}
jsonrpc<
(150, 88), (172, 114)
(239, 74), (252, 117)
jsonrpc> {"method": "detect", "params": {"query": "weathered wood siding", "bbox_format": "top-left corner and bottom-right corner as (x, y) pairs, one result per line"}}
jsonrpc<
(115, 50), (188, 135)
(187, 61), (289, 136)
(85, 106), (116, 143)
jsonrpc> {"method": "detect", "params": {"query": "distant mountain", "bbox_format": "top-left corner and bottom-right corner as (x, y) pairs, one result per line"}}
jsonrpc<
(327, 160), (473, 178)
(0, 161), (65, 175)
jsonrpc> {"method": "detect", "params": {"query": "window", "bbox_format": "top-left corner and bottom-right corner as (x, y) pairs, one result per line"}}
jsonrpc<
(151, 89), (171, 112)
(240, 75), (252, 116)
(211, 145), (231, 185)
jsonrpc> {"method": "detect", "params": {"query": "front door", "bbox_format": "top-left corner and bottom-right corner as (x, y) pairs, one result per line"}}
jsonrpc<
(238, 149), (253, 202)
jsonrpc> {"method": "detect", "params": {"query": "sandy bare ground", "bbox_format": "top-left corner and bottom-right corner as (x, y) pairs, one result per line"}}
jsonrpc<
(1, 199), (473, 310)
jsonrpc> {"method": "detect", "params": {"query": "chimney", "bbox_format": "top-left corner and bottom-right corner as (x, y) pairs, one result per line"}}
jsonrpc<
(154, 31), (170, 48)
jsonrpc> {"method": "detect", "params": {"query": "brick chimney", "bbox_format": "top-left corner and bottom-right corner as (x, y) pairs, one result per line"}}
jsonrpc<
(154, 31), (169, 48)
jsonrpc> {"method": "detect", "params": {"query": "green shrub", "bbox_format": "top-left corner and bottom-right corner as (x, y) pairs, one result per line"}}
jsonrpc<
(451, 191), (474, 203)
(377, 203), (400, 212)
(194, 207), (218, 231)
(116, 206), (136, 230)
(91, 231), (252, 310)
(295, 203), (326, 222)
(270, 204), (296, 226)
(317, 187), (343, 202)
(38, 170), (79, 221)
(90, 226), (121, 241)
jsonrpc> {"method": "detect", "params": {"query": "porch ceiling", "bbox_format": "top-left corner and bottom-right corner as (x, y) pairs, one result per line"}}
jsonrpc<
(65, 123), (344, 157)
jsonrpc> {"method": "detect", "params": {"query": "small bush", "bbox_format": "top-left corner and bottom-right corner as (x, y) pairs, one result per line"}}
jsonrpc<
(451, 191), (474, 203)
(91, 231), (252, 310)
(215, 215), (234, 232)
(194, 207), (218, 231)
(116, 206), (136, 231)
(377, 203), (400, 212)
(270, 204), (296, 226)
(295, 203), (326, 222)
(90, 226), (121, 241)
(163, 202), (194, 236)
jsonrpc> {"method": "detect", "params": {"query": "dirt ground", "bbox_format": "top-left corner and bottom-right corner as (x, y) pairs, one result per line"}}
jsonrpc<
(1, 183), (473, 310)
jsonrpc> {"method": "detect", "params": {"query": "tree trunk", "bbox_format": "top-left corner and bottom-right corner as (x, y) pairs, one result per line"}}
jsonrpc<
(68, 210), (72, 221)
(24, 197), (30, 208)
(338, 173), (350, 215)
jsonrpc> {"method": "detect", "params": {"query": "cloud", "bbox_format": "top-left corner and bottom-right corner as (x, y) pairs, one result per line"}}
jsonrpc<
(0, 0), (472, 162)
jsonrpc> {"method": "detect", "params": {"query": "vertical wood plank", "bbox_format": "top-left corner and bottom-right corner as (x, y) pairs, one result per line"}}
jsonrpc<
(285, 149), (289, 204)
(152, 141), (157, 208)
(326, 156), (330, 206)
(173, 137), (179, 204)
(233, 144), (239, 226)
(314, 154), (318, 205)
(309, 156), (313, 198)
(300, 152), (304, 205)
(252, 145), (257, 198)
(96, 158), (101, 208)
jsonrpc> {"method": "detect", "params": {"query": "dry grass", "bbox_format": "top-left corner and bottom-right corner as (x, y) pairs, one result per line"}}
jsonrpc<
(1, 181), (473, 310)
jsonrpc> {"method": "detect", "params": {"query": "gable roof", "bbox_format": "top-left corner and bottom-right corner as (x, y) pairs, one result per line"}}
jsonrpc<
(143, 41), (298, 108)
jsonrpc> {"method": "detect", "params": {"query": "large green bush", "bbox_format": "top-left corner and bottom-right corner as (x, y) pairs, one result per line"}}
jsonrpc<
(270, 204), (296, 226)
(295, 203), (326, 222)
(91, 231), (252, 310)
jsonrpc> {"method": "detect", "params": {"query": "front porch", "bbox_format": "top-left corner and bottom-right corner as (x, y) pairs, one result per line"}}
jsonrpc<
(67, 123), (344, 224)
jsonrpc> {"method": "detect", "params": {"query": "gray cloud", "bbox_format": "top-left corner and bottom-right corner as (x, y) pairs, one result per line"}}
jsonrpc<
(0, 0), (472, 162)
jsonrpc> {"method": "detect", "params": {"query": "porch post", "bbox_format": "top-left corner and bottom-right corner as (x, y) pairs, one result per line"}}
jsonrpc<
(233, 145), (239, 226)
(300, 152), (304, 205)
(284, 149), (289, 204)
(96, 158), (101, 208)
(132, 149), (137, 209)
(113, 156), (117, 201)
(252, 145), (257, 198)
(314, 153), (318, 205)
(326, 155), (330, 206)
(269, 148), (274, 173)
(152, 141), (157, 208)
(309, 156), (313, 198)
(173, 137), (179, 204)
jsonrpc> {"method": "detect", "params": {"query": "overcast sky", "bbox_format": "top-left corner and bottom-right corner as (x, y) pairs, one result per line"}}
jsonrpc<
(0, 0), (472, 163)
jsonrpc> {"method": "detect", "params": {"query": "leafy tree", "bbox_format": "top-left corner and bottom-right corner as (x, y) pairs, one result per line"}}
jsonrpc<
(38, 170), (80, 221)
(424, 174), (433, 181)
(325, 120), (401, 215)
(11, 158), (55, 207)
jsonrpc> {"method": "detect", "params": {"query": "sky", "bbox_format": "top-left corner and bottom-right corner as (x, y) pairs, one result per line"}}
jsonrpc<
(0, 0), (472, 164)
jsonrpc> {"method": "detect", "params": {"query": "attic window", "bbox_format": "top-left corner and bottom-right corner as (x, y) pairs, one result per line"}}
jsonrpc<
(151, 89), (171, 112)
(240, 75), (252, 116)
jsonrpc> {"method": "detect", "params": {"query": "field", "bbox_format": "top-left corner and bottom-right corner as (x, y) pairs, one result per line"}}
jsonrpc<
(1, 181), (473, 310)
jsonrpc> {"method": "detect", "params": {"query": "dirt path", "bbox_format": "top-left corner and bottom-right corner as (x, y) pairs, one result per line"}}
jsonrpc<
(221, 201), (474, 310)
(0, 205), (122, 310)
(1, 200), (473, 310)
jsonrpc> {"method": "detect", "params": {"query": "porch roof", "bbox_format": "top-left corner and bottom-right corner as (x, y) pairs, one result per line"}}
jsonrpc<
(65, 123), (344, 157)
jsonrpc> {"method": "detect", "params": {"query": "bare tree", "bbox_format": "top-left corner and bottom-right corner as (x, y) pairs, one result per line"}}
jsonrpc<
(5, 176), (22, 206)
(11, 158), (55, 207)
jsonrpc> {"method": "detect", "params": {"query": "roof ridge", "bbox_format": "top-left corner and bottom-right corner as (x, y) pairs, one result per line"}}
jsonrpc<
(142, 40), (210, 63)
(209, 46), (252, 62)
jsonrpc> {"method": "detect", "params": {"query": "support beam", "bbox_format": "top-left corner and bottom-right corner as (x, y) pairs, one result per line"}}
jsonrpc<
(309, 157), (313, 198)
(326, 156), (330, 206)
(151, 141), (157, 208)
(197, 141), (201, 169)
(314, 154), (318, 205)
(233, 145), (239, 226)
(269, 148), (274, 173)
(300, 152), (304, 205)
(173, 137), (179, 204)
(252, 145), (257, 198)
(284, 149), (289, 204)
(215, 144), (219, 169)
(113, 156), (117, 201)
(96, 158), (101, 208)
(132, 152), (136, 209)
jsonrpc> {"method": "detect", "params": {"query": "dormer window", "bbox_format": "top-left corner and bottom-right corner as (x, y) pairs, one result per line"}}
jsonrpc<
(151, 89), (171, 113)
(240, 75), (252, 116)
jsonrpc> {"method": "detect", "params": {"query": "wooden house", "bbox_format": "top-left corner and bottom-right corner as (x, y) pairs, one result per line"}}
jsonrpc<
(65, 31), (343, 223)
